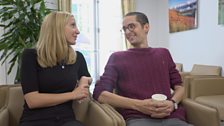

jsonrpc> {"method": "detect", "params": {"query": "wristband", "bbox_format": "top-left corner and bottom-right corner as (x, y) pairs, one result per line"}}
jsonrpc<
(170, 99), (178, 110)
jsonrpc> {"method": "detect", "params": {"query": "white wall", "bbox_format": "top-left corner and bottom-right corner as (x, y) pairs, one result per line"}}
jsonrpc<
(0, 55), (6, 84)
(0, 28), (7, 84)
(136, 0), (224, 74)
(169, 0), (224, 73)
(135, 0), (169, 48)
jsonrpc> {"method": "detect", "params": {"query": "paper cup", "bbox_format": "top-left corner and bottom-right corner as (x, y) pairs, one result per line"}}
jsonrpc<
(151, 94), (167, 101)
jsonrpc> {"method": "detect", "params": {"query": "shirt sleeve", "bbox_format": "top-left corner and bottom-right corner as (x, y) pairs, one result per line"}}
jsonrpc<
(20, 49), (39, 94)
(93, 53), (118, 100)
(166, 49), (182, 89)
(77, 51), (91, 79)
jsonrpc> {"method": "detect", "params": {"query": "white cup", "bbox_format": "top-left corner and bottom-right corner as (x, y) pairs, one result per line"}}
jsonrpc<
(151, 94), (167, 101)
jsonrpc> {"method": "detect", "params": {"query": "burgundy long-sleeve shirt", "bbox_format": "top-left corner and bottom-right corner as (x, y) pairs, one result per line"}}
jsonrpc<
(93, 47), (185, 121)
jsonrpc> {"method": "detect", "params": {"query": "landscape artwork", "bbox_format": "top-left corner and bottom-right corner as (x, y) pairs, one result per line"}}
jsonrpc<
(169, 0), (198, 33)
(219, 0), (224, 25)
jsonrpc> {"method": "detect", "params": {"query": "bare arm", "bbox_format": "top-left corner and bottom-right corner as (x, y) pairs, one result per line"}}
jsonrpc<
(24, 76), (91, 109)
(171, 85), (185, 103)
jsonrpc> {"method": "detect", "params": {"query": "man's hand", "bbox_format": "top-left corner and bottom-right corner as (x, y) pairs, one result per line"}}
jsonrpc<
(135, 99), (174, 118)
(150, 100), (174, 118)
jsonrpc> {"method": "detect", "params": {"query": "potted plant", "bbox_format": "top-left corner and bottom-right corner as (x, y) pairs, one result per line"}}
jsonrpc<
(0, 0), (52, 83)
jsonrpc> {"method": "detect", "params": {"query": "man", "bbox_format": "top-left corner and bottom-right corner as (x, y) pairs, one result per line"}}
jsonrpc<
(93, 12), (190, 126)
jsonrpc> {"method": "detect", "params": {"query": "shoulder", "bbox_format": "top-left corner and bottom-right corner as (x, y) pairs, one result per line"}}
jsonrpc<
(151, 47), (170, 55)
(76, 51), (82, 56)
(111, 50), (127, 57)
(76, 51), (84, 59)
(152, 47), (169, 52)
(106, 51), (130, 63)
(75, 51), (87, 63)
(22, 48), (37, 58)
(21, 48), (38, 67)
(22, 48), (36, 53)
(109, 51), (126, 59)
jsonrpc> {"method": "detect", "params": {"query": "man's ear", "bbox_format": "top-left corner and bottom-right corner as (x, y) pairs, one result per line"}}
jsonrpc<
(144, 23), (150, 33)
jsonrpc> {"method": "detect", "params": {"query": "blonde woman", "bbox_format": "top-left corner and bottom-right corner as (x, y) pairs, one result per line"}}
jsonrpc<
(19, 11), (91, 126)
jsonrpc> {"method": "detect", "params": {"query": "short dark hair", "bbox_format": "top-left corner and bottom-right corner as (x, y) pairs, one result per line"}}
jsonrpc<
(125, 12), (149, 26)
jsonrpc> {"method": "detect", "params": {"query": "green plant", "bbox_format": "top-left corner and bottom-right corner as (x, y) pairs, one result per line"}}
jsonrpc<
(0, 0), (52, 82)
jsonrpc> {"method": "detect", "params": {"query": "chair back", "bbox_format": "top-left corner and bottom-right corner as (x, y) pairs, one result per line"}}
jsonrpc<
(7, 85), (24, 126)
(0, 86), (9, 110)
(190, 64), (222, 76)
(175, 63), (183, 72)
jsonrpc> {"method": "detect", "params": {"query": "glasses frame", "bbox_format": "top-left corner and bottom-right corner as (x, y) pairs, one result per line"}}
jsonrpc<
(120, 23), (136, 33)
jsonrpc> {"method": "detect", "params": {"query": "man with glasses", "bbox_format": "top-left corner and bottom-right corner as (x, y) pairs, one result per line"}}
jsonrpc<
(93, 12), (191, 126)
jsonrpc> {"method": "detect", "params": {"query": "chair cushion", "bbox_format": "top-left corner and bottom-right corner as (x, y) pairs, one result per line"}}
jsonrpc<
(195, 95), (224, 120)
(190, 64), (221, 76)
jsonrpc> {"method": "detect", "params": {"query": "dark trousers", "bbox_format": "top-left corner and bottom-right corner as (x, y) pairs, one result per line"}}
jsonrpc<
(126, 118), (193, 126)
(62, 121), (83, 126)
(20, 119), (83, 126)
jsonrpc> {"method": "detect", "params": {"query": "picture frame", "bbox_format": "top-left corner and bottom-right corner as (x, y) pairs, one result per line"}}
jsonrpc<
(218, 0), (224, 25)
(169, 0), (198, 33)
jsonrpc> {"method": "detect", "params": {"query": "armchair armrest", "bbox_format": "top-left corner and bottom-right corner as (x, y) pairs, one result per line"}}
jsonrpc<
(73, 97), (125, 126)
(190, 78), (224, 99)
(182, 98), (219, 126)
(96, 103), (125, 126)
(0, 108), (9, 126)
(86, 100), (118, 126)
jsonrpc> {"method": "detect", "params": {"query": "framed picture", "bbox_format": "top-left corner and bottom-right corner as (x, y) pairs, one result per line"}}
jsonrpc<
(219, 0), (224, 25)
(169, 0), (198, 33)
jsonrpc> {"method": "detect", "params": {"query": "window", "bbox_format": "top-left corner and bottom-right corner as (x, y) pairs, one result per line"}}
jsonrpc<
(71, 0), (124, 92)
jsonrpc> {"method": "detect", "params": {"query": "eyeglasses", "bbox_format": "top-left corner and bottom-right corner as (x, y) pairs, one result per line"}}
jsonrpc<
(121, 23), (136, 33)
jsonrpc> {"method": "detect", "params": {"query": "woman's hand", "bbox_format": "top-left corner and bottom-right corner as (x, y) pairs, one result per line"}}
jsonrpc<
(23, 76), (92, 109)
(72, 76), (92, 101)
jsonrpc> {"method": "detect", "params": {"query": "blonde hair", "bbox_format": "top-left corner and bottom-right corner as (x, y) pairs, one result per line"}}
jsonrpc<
(36, 11), (76, 68)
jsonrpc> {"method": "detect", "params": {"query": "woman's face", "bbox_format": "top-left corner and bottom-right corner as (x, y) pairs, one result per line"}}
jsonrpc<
(65, 16), (80, 45)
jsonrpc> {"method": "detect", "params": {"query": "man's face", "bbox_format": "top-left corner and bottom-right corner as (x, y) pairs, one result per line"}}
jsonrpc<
(122, 15), (149, 47)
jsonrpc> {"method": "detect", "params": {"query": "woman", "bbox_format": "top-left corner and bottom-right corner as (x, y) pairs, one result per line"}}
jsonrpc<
(19, 11), (91, 126)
